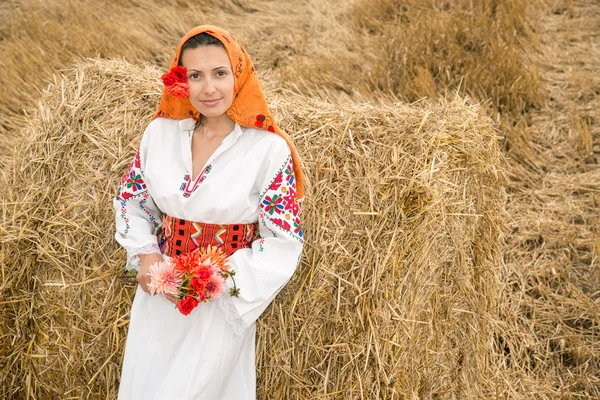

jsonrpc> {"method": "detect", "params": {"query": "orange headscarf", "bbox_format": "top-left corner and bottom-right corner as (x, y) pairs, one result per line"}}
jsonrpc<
(153, 25), (305, 200)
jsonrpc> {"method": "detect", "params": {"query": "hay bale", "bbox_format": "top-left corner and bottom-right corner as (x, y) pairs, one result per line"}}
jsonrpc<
(0, 59), (160, 399)
(0, 58), (507, 398)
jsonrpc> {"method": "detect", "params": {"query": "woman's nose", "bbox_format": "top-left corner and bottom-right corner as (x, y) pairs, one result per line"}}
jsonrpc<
(203, 78), (216, 94)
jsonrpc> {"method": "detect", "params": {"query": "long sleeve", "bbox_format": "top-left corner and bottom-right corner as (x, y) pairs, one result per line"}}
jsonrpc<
(221, 139), (304, 333)
(113, 129), (162, 271)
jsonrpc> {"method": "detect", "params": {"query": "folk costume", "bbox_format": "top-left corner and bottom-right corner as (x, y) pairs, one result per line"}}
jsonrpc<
(114, 25), (304, 399)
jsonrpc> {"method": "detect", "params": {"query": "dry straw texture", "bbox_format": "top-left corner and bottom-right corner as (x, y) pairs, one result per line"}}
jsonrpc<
(281, 0), (542, 116)
(0, 58), (507, 398)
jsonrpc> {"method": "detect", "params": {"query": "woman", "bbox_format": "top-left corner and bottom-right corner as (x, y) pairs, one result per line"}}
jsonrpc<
(114, 25), (305, 399)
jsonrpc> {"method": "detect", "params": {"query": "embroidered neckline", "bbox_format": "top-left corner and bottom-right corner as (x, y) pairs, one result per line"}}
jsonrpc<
(180, 164), (212, 197)
(179, 121), (242, 198)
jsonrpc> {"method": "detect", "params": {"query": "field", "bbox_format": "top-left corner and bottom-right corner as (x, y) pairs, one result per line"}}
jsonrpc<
(0, 0), (598, 398)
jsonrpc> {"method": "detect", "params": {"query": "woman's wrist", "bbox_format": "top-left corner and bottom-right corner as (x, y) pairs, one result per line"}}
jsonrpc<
(139, 253), (163, 263)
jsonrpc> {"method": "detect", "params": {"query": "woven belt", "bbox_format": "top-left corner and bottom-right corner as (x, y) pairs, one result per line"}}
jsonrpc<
(157, 215), (258, 257)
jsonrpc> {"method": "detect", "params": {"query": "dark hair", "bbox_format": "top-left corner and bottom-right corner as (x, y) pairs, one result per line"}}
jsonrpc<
(178, 33), (225, 65)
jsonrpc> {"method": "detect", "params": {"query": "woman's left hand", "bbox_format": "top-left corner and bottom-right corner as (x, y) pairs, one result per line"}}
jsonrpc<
(165, 294), (178, 304)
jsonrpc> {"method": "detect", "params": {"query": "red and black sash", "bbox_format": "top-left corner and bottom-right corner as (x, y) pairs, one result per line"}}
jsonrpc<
(158, 215), (258, 257)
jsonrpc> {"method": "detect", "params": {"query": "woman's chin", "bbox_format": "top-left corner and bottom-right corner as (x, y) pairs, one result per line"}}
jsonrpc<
(196, 108), (224, 118)
(193, 104), (229, 119)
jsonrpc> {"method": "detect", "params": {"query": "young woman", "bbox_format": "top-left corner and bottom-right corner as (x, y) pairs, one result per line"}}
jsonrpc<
(114, 25), (305, 399)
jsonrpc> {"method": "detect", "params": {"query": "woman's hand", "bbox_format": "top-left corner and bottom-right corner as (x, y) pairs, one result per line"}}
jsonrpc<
(137, 253), (164, 294)
(164, 294), (178, 304)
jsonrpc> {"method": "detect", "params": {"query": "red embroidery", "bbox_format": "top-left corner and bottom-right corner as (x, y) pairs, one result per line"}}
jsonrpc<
(272, 218), (291, 231)
(262, 195), (284, 215)
(269, 172), (283, 190)
(259, 155), (303, 241)
(117, 151), (147, 200)
(283, 187), (299, 216)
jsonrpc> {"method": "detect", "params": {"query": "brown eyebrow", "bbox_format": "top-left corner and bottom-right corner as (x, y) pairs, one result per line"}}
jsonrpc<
(186, 66), (230, 73)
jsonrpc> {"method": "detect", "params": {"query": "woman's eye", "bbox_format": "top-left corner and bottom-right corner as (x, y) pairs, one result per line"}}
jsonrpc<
(216, 71), (227, 77)
(189, 73), (200, 79)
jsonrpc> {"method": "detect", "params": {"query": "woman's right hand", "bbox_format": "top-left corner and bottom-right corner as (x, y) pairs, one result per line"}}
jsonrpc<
(137, 253), (165, 294)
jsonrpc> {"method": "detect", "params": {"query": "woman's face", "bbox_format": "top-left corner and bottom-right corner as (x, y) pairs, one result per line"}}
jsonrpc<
(180, 45), (235, 120)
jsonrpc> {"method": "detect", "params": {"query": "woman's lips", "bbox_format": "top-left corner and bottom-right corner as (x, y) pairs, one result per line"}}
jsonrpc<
(201, 98), (221, 106)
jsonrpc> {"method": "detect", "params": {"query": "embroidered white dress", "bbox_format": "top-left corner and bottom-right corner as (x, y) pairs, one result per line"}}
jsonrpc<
(114, 117), (303, 399)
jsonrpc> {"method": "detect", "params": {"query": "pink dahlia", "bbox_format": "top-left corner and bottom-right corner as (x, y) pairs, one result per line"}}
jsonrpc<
(205, 275), (225, 299)
(148, 261), (182, 297)
(194, 258), (218, 280)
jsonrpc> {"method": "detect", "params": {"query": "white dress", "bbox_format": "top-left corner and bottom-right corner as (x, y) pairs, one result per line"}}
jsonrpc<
(114, 117), (304, 399)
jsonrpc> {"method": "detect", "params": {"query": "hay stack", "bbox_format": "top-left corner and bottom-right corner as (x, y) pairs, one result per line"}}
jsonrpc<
(0, 59), (507, 398)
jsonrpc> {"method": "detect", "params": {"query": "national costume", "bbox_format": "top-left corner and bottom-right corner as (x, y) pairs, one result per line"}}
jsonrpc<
(114, 25), (304, 399)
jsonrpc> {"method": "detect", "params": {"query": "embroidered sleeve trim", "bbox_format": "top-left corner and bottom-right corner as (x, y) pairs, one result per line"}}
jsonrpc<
(125, 243), (161, 270)
(261, 212), (304, 244)
(259, 154), (303, 242)
(116, 151), (148, 201)
(116, 151), (161, 235)
(218, 295), (249, 336)
(258, 154), (292, 201)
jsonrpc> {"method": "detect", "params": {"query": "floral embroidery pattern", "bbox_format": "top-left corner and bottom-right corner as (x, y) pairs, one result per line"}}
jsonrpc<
(117, 151), (147, 201)
(283, 187), (299, 216)
(116, 151), (160, 236)
(262, 194), (284, 215)
(284, 163), (295, 185)
(271, 218), (291, 231)
(259, 154), (303, 242)
(269, 172), (283, 190)
(293, 217), (302, 238)
(127, 171), (144, 191)
(180, 165), (212, 198)
(119, 199), (130, 235)
(140, 193), (160, 229)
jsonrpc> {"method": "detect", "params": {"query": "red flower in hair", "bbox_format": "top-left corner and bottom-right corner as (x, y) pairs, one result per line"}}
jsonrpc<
(168, 82), (189, 98)
(162, 74), (175, 87)
(161, 66), (189, 98)
(171, 66), (187, 82)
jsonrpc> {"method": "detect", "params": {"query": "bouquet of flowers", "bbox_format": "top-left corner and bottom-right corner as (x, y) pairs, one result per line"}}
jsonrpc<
(147, 246), (239, 315)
